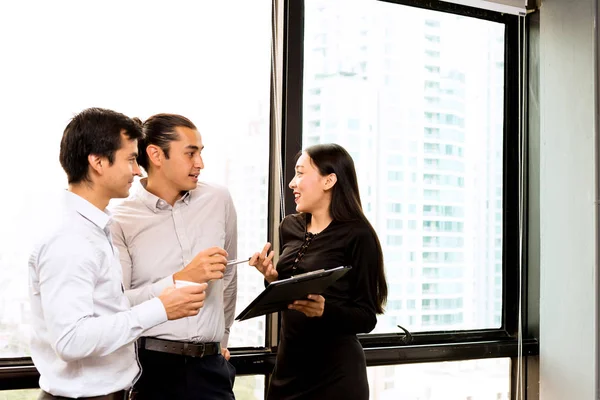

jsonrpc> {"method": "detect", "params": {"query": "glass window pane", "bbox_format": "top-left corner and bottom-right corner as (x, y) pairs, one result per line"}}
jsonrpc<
(368, 358), (510, 399)
(233, 375), (265, 400)
(0, 0), (271, 357)
(0, 390), (41, 400)
(303, 0), (505, 332)
(0, 384), (267, 400)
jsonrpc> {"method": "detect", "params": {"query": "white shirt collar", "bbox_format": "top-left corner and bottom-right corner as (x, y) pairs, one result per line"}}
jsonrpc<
(65, 191), (112, 231)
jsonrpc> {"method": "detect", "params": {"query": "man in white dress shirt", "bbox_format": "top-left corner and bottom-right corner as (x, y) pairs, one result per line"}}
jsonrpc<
(110, 114), (237, 399)
(29, 108), (210, 400)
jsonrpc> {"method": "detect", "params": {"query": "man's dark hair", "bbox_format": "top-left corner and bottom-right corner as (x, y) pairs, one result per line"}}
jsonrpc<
(136, 114), (197, 171)
(59, 107), (142, 184)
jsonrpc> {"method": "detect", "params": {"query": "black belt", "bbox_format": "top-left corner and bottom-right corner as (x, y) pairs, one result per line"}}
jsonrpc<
(39, 390), (128, 400)
(140, 337), (221, 358)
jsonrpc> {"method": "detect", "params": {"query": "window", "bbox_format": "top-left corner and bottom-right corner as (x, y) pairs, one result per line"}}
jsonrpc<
(387, 219), (403, 230)
(0, 0), (528, 397)
(388, 203), (402, 213)
(233, 376), (265, 400)
(0, 390), (41, 399)
(348, 118), (360, 130)
(302, 0), (505, 334)
(425, 49), (441, 58)
(425, 127), (440, 138)
(386, 235), (403, 246)
(299, 0), (525, 393)
(387, 154), (403, 165)
(424, 143), (442, 154)
(367, 359), (510, 400)
(308, 120), (321, 131)
(425, 34), (441, 43)
(387, 171), (404, 181)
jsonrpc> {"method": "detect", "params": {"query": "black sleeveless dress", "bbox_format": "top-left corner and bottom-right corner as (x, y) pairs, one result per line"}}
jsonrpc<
(267, 214), (379, 400)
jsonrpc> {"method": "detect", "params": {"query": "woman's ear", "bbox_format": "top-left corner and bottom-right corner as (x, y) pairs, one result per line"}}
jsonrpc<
(324, 173), (337, 191)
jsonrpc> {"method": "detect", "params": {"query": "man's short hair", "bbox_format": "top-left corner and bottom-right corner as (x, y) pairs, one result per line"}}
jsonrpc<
(59, 107), (143, 184)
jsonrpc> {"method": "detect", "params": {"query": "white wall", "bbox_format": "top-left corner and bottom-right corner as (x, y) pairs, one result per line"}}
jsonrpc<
(538, 0), (599, 399)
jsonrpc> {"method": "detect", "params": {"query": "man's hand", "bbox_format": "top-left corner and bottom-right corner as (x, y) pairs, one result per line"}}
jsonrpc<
(173, 247), (228, 284)
(288, 294), (325, 317)
(158, 283), (207, 320)
(249, 242), (278, 283)
(221, 347), (231, 361)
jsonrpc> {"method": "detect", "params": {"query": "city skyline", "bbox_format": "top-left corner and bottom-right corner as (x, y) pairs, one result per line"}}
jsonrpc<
(303, 0), (505, 335)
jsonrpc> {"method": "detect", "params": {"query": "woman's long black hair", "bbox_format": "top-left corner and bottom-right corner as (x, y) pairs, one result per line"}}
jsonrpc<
(304, 143), (388, 314)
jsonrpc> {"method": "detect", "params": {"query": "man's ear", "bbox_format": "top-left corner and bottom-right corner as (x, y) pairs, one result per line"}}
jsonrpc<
(146, 145), (162, 167)
(88, 154), (104, 176)
(324, 173), (337, 191)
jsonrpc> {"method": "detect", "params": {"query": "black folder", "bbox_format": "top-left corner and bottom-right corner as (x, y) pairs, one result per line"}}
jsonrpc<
(235, 266), (351, 321)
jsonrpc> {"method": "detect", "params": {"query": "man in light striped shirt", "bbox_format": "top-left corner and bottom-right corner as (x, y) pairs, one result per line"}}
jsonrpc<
(110, 114), (237, 399)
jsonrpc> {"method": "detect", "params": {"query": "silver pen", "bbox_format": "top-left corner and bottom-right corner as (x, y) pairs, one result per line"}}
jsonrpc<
(226, 257), (251, 266)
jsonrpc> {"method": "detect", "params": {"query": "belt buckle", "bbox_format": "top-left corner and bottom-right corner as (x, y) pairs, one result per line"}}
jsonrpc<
(183, 341), (206, 357)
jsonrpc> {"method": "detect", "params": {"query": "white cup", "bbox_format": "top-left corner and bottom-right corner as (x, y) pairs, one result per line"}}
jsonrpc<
(174, 280), (203, 289)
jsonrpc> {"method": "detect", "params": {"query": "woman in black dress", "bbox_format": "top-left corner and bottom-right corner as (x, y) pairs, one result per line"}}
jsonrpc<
(249, 143), (388, 400)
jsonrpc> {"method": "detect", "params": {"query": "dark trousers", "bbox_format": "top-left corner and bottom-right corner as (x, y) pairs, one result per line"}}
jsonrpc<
(135, 347), (236, 400)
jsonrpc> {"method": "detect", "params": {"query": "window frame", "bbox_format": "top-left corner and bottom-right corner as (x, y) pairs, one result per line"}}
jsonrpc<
(281, 0), (537, 368)
(0, 0), (539, 397)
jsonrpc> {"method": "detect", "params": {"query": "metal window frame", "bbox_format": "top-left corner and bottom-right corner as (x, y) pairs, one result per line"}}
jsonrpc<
(279, 0), (538, 376)
(284, 0), (524, 343)
(0, 0), (538, 396)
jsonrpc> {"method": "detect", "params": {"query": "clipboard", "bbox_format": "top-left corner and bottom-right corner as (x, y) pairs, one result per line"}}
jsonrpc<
(235, 266), (351, 321)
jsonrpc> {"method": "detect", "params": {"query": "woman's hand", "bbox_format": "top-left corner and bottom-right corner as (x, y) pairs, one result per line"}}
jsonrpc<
(249, 242), (278, 283)
(288, 294), (325, 317)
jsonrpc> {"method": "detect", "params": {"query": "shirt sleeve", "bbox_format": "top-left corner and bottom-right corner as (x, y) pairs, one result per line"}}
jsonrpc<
(37, 234), (167, 363)
(221, 191), (238, 348)
(111, 219), (173, 306)
(320, 227), (378, 334)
